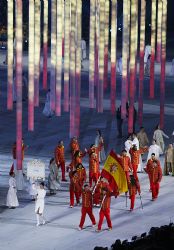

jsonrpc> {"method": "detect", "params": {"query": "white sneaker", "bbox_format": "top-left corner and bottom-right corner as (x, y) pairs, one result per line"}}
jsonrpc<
(69, 205), (73, 208)
(92, 224), (96, 228)
(36, 223), (40, 227)
(42, 220), (46, 225)
(78, 226), (82, 231)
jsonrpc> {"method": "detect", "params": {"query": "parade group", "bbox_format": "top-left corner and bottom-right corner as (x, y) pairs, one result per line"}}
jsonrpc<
(6, 125), (174, 232)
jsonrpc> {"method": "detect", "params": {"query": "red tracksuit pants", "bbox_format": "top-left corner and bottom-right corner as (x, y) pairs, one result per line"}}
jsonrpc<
(70, 187), (80, 206)
(93, 192), (100, 205)
(148, 175), (153, 191)
(132, 164), (139, 181)
(151, 182), (160, 199)
(79, 181), (85, 198)
(59, 161), (66, 180)
(98, 208), (112, 230)
(79, 207), (96, 228)
(125, 171), (130, 184)
(130, 194), (135, 210)
(89, 172), (99, 187)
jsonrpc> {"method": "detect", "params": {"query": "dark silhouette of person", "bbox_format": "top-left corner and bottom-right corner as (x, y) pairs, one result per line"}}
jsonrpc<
(116, 106), (123, 138)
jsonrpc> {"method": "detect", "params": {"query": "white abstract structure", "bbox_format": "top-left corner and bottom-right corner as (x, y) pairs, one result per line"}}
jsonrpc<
(27, 159), (45, 180)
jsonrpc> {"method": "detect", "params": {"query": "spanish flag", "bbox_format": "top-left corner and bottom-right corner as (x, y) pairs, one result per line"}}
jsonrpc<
(101, 150), (128, 194)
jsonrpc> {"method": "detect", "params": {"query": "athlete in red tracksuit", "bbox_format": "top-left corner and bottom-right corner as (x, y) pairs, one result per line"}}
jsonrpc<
(69, 170), (81, 207)
(79, 184), (96, 230)
(76, 163), (86, 197)
(144, 157), (162, 201)
(86, 144), (101, 168)
(68, 150), (86, 171)
(129, 145), (148, 180)
(128, 174), (141, 211)
(92, 177), (111, 206)
(89, 152), (100, 187)
(119, 150), (132, 184)
(55, 140), (67, 181)
(70, 137), (80, 160)
(97, 187), (113, 231)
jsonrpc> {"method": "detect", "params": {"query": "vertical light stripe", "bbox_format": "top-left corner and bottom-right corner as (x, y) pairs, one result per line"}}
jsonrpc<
(160, 0), (167, 129)
(70, 0), (76, 137)
(150, 0), (157, 98)
(28, 0), (35, 131)
(7, 0), (13, 110)
(64, 0), (70, 112)
(104, 0), (109, 90)
(89, 0), (95, 108)
(75, 0), (82, 137)
(34, 0), (41, 107)
(97, 0), (105, 113)
(16, 0), (23, 170)
(110, 0), (117, 115)
(128, 0), (137, 133)
(121, 0), (128, 120)
(43, 0), (48, 90)
(138, 0), (146, 126)
(95, 0), (99, 104)
(62, 0), (65, 57)
(156, 0), (162, 62)
(50, 0), (57, 111)
(56, 0), (62, 116)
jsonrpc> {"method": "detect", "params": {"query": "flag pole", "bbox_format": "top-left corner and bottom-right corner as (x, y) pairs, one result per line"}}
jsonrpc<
(139, 194), (143, 209)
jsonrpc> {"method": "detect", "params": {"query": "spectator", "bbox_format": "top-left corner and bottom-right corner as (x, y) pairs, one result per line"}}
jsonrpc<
(145, 54), (151, 76)
(163, 144), (174, 176)
(116, 106), (123, 138)
(137, 127), (149, 148)
(153, 124), (169, 153)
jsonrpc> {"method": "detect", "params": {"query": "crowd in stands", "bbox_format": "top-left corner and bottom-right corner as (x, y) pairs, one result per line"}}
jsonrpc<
(94, 223), (174, 250)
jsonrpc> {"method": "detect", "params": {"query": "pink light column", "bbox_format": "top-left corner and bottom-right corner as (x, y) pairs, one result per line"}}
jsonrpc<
(43, 0), (48, 90)
(69, 0), (76, 138)
(150, 0), (156, 99)
(7, 0), (13, 110)
(75, 0), (82, 138)
(121, 0), (128, 120)
(128, 0), (137, 134)
(89, 0), (95, 109)
(138, 0), (146, 126)
(156, 0), (162, 63)
(63, 0), (70, 112)
(34, 0), (41, 107)
(16, 0), (23, 171)
(28, 0), (35, 131)
(126, 0), (131, 103)
(55, 0), (62, 116)
(62, 1), (65, 58)
(104, 0), (109, 91)
(160, 0), (167, 129)
(95, 0), (99, 107)
(97, 0), (105, 113)
(110, 0), (117, 115)
(50, 0), (57, 112)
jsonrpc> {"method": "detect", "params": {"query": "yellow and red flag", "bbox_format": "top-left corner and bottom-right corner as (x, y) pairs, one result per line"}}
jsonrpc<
(101, 150), (128, 194)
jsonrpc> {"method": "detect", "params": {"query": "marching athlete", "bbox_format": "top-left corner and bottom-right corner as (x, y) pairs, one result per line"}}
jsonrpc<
(79, 184), (96, 230)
